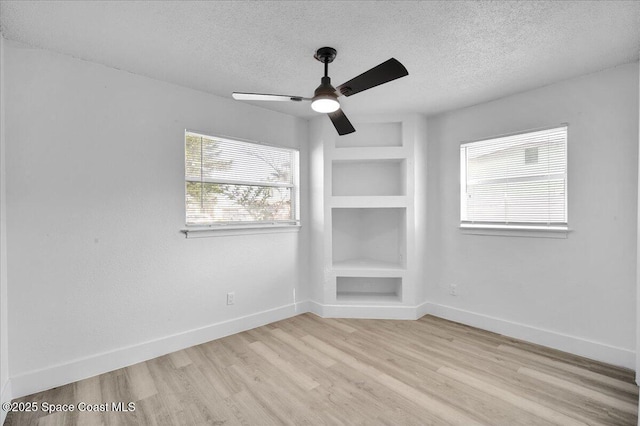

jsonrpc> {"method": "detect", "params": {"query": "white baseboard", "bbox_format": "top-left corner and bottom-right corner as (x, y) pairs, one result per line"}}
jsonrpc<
(294, 299), (313, 315)
(415, 301), (431, 319)
(317, 304), (416, 319)
(424, 302), (636, 370)
(308, 300), (429, 320)
(9, 299), (635, 399)
(306, 300), (323, 316)
(1, 379), (12, 424)
(10, 303), (299, 399)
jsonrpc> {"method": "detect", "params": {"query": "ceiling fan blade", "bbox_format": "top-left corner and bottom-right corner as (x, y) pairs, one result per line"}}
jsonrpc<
(232, 92), (310, 102)
(328, 109), (356, 136)
(336, 58), (408, 97)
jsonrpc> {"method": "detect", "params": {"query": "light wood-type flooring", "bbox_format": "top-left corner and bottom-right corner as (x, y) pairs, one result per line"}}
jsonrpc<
(5, 314), (639, 425)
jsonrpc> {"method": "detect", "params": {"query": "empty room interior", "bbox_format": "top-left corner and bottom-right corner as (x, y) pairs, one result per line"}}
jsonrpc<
(0, 1), (640, 425)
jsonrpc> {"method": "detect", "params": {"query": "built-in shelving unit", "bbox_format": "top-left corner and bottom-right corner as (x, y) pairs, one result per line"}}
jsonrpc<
(310, 114), (427, 318)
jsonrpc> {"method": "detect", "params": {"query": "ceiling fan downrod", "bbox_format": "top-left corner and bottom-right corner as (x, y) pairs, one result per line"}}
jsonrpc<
(312, 47), (340, 112)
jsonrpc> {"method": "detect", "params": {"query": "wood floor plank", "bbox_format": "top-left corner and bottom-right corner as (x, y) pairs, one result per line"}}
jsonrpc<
(302, 319), (552, 426)
(349, 315), (636, 424)
(438, 366), (589, 426)
(248, 341), (320, 391)
(184, 345), (240, 398)
(518, 366), (638, 415)
(322, 361), (445, 426)
(226, 389), (282, 426)
(168, 349), (192, 369)
(124, 361), (158, 402)
(133, 394), (172, 426)
(269, 327), (337, 368)
(6, 313), (638, 426)
(301, 334), (485, 426)
(322, 317), (358, 334)
(228, 363), (330, 426)
(499, 344), (639, 395)
(375, 372), (485, 426)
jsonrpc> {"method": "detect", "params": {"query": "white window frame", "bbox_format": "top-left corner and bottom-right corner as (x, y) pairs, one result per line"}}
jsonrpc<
(460, 125), (569, 234)
(183, 131), (300, 237)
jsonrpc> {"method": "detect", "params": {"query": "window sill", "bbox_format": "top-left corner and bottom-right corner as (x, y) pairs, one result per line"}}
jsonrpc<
(181, 224), (301, 238)
(460, 224), (570, 239)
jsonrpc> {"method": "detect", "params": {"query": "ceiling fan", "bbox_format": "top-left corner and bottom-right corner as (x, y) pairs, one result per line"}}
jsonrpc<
(232, 47), (409, 136)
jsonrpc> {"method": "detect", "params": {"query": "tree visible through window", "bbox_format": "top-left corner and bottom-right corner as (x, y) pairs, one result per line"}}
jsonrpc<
(460, 125), (568, 229)
(185, 132), (299, 226)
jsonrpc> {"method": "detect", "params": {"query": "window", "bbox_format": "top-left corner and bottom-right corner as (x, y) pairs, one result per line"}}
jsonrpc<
(460, 125), (567, 230)
(185, 131), (299, 227)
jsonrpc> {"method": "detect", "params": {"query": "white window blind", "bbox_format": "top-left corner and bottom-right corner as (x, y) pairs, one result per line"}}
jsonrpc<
(460, 125), (567, 229)
(185, 132), (299, 226)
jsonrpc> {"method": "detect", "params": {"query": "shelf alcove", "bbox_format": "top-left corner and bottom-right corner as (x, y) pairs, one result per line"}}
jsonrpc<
(332, 207), (407, 270)
(336, 277), (402, 303)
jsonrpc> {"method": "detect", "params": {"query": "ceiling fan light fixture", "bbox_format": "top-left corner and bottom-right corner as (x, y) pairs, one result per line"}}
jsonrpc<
(311, 95), (340, 113)
(232, 46), (408, 135)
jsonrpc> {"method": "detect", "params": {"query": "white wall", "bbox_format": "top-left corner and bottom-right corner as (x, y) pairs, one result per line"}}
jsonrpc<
(4, 41), (309, 397)
(413, 116), (428, 308)
(637, 52), (640, 418)
(0, 35), (11, 424)
(426, 63), (639, 368)
(308, 116), (328, 305)
(637, 53), (640, 386)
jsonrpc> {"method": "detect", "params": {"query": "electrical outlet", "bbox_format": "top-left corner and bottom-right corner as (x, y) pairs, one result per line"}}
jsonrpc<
(449, 284), (458, 296)
(226, 292), (235, 305)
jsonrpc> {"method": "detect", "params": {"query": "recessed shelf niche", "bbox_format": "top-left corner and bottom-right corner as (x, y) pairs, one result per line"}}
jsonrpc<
(332, 159), (406, 196)
(336, 277), (402, 303)
(335, 122), (402, 148)
(332, 207), (406, 269)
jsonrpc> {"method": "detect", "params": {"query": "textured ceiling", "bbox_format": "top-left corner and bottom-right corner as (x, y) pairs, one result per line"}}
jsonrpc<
(1, 1), (639, 118)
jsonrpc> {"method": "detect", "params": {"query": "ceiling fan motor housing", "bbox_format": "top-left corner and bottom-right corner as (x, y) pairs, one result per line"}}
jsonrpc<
(314, 47), (337, 63)
(315, 76), (336, 97)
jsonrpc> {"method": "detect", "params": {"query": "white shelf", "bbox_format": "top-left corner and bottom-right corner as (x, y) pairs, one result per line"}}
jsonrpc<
(330, 196), (408, 208)
(332, 258), (406, 273)
(331, 147), (406, 160)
